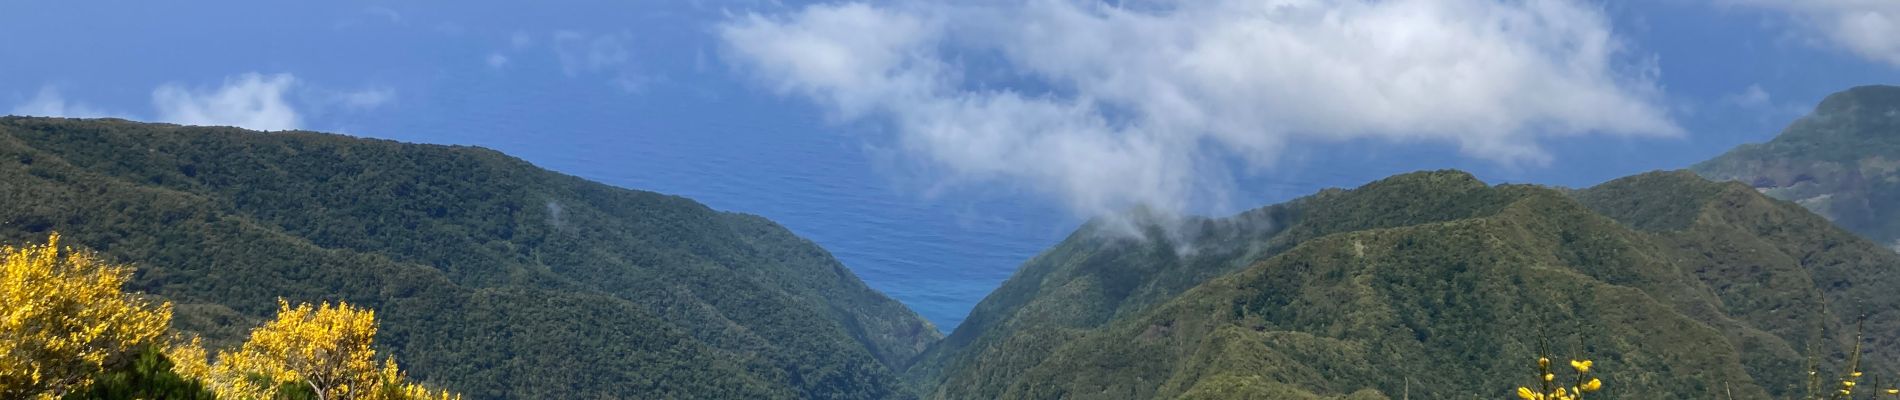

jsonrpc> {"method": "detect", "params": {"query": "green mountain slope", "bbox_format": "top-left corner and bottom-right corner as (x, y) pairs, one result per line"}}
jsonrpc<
(903, 171), (1530, 398)
(1694, 85), (1900, 251)
(915, 170), (1900, 399)
(0, 117), (940, 399)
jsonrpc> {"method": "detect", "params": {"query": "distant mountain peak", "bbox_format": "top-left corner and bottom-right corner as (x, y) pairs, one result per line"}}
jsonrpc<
(1814, 84), (1900, 118)
(1693, 84), (1900, 253)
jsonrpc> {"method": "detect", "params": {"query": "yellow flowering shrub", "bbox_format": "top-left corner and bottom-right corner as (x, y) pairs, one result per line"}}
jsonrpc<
(1516, 356), (1602, 400)
(0, 233), (173, 400)
(172, 300), (460, 400)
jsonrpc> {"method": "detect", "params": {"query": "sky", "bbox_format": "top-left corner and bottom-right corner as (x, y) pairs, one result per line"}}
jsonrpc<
(4, 0), (1898, 330)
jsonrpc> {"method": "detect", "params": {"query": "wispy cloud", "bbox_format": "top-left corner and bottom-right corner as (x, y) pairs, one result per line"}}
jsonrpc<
(365, 6), (403, 24)
(334, 86), (396, 110)
(510, 31), (534, 49)
(1720, 0), (1900, 67)
(1724, 84), (1775, 109)
(333, 5), (407, 31)
(1719, 83), (1809, 122)
(9, 86), (116, 118)
(12, 73), (393, 132)
(553, 30), (649, 92)
(482, 32), (532, 70)
(719, 0), (1680, 218)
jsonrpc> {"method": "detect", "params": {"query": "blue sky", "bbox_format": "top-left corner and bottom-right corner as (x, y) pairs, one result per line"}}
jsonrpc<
(5, 0), (1897, 329)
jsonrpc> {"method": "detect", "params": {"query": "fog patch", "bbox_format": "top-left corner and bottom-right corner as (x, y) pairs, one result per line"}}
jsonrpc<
(545, 200), (568, 230)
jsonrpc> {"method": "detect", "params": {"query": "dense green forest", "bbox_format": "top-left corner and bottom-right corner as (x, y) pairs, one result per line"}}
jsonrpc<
(909, 170), (1900, 399)
(0, 117), (939, 399)
(1695, 85), (1900, 252)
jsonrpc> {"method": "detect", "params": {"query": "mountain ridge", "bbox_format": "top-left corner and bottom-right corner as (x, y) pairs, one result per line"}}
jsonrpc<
(0, 116), (939, 399)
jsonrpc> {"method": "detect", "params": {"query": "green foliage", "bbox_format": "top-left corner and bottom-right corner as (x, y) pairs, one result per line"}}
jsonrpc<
(915, 170), (1900, 399)
(0, 117), (938, 399)
(1693, 85), (1900, 251)
(63, 346), (217, 400)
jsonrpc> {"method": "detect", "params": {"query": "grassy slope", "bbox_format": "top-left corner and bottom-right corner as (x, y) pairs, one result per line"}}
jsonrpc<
(1693, 85), (1900, 251)
(921, 170), (1900, 399)
(0, 117), (939, 399)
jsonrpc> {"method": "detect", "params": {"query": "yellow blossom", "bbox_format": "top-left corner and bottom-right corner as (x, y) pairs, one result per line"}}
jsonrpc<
(171, 299), (461, 400)
(1570, 360), (1592, 373)
(1, 234), (171, 399)
(1518, 387), (1541, 400)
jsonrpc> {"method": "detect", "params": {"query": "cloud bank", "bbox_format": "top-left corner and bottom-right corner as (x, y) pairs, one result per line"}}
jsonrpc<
(153, 73), (303, 131)
(719, 0), (1679, 218)
(1724, 0), (1900, 67)
(10, 86), (115, 118)
(12, 73), (393, 132)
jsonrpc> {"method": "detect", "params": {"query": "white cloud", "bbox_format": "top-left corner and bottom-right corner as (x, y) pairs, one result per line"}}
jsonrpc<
(152, 73), (302, 131)
(719, 0), (1680, 218)
(1722, 0), (1900, 67)
(9, 86), (114, 118)
(487, 53), (511, 69)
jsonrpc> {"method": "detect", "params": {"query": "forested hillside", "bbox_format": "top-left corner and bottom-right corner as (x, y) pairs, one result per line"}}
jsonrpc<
(0, 117), (939, 399)
(911, 170), (1900, 399)
(11, 114), (1900, 400)
(1695, 85), (1900, 252)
